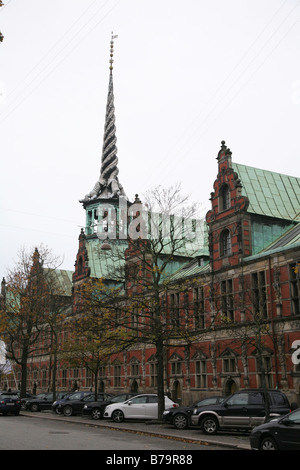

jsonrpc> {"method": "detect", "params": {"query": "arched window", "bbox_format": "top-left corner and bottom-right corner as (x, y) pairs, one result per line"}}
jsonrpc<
(220, 184), (230, 211)
(220, 229), (231, 256)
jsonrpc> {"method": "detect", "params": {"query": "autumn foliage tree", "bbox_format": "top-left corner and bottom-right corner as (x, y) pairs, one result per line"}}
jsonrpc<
(0, 246), (69, 398)
(75, 184), (207, 419)
(62, 279), (131, 399)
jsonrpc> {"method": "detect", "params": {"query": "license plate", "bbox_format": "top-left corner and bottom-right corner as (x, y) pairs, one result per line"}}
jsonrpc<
(7, 403), (14, 406)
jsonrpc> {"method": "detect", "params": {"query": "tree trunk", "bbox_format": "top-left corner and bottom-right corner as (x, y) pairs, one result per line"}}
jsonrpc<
(257, 348), (270, 422)
(52, 346), (58, 401)
(20, 346), (28, 398)
(94, 369), (98, 401)
(156, 337), (165, 420)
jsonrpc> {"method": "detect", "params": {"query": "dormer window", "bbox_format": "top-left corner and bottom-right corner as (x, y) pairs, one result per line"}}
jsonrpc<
(220, 229), (231, 256)
(220, 184), (230, 211)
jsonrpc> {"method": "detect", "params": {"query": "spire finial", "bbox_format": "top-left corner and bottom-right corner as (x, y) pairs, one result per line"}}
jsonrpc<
(80, 32), (127, 203)
(109, 32), (118, 72)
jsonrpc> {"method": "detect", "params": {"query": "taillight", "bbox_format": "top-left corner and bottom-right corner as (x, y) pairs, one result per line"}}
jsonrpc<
(173, 403), (179, 407)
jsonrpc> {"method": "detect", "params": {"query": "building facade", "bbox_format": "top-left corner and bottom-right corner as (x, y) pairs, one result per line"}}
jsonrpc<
(1, 37), (300, 405)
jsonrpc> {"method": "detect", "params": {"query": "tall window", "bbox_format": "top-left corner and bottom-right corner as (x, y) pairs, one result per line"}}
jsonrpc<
(131, 307), (139, 336)
(62, 369), (68, 388)
(86, 367), (92, 388)
(41, 369), (47, 388)
(223, 356), (236, 373)
(252, 271), (268, 318)
(256, 356), (273, 388)
(114, 365), (121, 387)
(170, 293), (180, 328)
(221, 279), (234, 322)
(195, 360), (207, 388)
(131, 362), (139, 377)
(194, 287), (205, 329)
(220, 229), (231, 256)
(220, 184), (230, 211)
(150, 362), (157, 387)
(171, 360), (182, 376)
(290, 262), (300, 315)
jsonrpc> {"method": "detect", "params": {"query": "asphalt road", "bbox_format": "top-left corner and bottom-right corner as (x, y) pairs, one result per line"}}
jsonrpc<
(0, 414), (234, 451)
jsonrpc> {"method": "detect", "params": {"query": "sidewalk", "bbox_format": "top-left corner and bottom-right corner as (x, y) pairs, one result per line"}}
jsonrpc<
(21, 410), (251, 450)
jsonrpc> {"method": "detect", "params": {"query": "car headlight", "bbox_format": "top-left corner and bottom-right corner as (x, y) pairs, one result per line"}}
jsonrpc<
(53, 401), (57, 405)
(83, 405), (87, 409)
(193, 409), (198, 415)
(162, 410), (170, 415)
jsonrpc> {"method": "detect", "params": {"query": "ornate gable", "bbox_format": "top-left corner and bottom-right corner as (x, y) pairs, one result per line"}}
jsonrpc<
(206, 141), (251, 271)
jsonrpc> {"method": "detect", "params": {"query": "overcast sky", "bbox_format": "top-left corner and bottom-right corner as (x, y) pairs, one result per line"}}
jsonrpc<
(0, 0), (299, 280)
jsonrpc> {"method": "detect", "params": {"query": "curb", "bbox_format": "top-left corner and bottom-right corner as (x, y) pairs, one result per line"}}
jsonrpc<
(20, 411), (251, 450)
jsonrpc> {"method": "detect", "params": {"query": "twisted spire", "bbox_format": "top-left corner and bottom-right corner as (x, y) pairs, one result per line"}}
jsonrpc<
(80, 33), (126, 202)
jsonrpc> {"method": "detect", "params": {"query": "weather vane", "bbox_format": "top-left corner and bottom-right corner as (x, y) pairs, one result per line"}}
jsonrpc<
(109, 32), (118, 72)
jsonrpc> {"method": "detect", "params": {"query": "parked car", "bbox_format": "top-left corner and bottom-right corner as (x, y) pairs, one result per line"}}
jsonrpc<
(0, 391), (21, 416)
(7, 390), (35, 410)
(24, 391), (68, 412)
(191, 389), (294, 435)
(17, 392), (36, 410)
(104, 394), (178, 423)
(162, 396), (225, 429)
(82, 393), (137, 420)
(51, 392), (78, 414)
(250, 408), (300, 450)
(58, 392), (114, 417)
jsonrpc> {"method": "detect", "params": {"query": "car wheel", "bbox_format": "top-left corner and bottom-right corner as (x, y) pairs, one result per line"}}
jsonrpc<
(112, 409), (125, 423)
(91, 408), (102, 420)
(260, 436), (278, 450)
(30, 403), (39, 412)
(201, 415), (218, 435)
(173, 413), (188, 429)
(21, 403), (26, 411)
(63, 405), (73, 417)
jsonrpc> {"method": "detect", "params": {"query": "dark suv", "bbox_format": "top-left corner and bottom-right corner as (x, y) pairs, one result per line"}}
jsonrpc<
(191, 389), (294, 435)
(162, 396), (225, 429)
(0, 392), (21, 416)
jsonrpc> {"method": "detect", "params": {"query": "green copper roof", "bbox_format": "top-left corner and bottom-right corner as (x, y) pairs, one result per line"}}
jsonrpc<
(44, 269), (73, 296)
(85, 237), (127, 280)
(245, 223), (300, 262)
(232, 163), (300, 221)
(168, 258), (210, 283)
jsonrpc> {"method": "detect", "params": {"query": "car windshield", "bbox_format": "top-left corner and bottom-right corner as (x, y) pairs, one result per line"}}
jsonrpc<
(226, 393), (249, 406)
(288, 409), (300, 424)
(67, 392), (83, 400)
(129, 396), (148, 404)
(0, 393), (18, 398)
(82, 394), (96, 402)
(111, 395), (128, 403)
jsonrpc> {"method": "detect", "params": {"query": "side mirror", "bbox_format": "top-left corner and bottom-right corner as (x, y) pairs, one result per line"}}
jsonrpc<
(281, 418), (292, 426)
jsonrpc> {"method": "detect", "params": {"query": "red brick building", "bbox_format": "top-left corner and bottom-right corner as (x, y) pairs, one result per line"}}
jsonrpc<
(1, 37), (300, 406)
